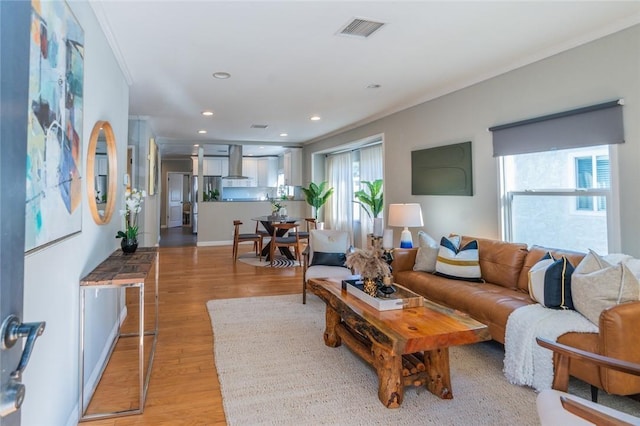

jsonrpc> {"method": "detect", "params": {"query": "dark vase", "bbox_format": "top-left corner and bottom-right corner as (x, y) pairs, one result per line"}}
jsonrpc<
(121, 238), (138, 254)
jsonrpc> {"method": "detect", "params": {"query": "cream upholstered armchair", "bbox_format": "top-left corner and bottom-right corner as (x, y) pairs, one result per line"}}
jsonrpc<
(302, 230), (353, 304)
(535, 337), (640, 425)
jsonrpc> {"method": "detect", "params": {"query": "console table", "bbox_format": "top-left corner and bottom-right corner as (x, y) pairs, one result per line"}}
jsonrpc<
(78, 247), (158, 421)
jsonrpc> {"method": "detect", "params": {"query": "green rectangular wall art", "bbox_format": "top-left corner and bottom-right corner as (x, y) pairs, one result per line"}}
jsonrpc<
(411, 141), (473, 196)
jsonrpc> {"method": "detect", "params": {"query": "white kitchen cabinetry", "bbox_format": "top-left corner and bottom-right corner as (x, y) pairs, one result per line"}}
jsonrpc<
(257, 157), (278, 187)
(283, 148), (302, 186)
(203, 158), (228, 176)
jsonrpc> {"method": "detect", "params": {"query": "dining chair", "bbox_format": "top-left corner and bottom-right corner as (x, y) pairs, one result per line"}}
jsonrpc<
(254, 220), (271, 251)
(289, 218), (316, 243)
(270, 222), (302, 266)
(232, 220), (262, 262)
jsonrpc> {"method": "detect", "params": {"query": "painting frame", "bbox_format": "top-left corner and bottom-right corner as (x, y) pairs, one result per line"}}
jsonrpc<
(148, 138), (158, 196)
(411, 141), (474, 196)
(25, 0), (85, 253)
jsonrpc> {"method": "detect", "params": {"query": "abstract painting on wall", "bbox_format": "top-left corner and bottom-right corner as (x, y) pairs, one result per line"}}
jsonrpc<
(25, 0), (84, 252)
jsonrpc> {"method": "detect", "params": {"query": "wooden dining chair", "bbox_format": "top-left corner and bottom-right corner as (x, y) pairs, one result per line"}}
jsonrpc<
(270, 222), (302, 266)
(289, 218), (316, 243)
(255, 220), (271, 250)
(233, 220), (262, 262)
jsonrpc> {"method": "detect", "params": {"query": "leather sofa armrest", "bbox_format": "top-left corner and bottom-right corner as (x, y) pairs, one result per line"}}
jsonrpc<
(390, 248), (418, 273)
(599, 300), (640, 360)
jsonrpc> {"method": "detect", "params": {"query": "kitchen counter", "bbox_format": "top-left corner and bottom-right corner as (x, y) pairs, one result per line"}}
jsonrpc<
(196, 200), (308, 245)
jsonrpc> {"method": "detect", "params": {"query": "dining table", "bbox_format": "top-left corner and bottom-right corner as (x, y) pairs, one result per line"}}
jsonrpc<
(252, 216), (302, 260)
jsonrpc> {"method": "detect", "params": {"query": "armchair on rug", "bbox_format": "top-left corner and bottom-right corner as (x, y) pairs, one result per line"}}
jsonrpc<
(536, 337), (640, 426)
(302, 230), (352, 304)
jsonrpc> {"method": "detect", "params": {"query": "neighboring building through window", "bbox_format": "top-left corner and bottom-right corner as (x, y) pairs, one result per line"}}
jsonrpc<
(501, 145), (611, 254)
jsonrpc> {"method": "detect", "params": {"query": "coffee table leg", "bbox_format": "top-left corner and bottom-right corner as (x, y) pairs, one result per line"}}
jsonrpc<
(323, 305), (341, 347)
(371, 344), (403, 408)
(424, 347), (453, 399)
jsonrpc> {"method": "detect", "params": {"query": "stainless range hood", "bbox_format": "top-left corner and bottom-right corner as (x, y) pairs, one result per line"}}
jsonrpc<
(224, 144), (248, 179)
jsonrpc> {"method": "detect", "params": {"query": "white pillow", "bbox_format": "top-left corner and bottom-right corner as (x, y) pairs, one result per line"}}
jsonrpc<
(309, 230), (349, 264)
(413, 231), (439, 273)
(434, 235), (482, 282)
(572, 249), (640, 325)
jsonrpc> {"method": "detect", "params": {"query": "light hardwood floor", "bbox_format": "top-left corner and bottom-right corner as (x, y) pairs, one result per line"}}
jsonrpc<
(86, 244), (302, 425)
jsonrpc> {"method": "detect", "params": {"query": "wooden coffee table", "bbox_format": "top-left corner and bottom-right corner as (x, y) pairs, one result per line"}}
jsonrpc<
(307, 278), (490, 409)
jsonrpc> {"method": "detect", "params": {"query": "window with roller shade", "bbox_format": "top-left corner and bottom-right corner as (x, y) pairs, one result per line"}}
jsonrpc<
(491, 101), (622, 254)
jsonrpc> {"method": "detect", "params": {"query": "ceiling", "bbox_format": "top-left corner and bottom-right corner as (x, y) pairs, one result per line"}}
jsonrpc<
(92, 1), (640, 158)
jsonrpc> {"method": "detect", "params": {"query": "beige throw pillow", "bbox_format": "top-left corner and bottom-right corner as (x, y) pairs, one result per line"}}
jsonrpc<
(413, 231), (439, 272)
(572, 250), (640, 325)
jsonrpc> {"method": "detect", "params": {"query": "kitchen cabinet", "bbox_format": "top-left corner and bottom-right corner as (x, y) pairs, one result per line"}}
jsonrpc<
(283, 148), (302, 186)
(257, 157), (278, 187)
(203, 158), (228, 176)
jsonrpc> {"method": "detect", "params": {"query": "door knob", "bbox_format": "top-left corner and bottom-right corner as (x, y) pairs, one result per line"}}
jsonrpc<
(0, 315), (45, 417)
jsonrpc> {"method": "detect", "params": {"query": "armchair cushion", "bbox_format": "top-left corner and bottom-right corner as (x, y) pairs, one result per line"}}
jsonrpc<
(308, 230), (350, 265)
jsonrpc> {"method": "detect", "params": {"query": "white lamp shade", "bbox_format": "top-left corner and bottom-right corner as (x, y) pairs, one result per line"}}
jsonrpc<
(388, 203), (424, 228)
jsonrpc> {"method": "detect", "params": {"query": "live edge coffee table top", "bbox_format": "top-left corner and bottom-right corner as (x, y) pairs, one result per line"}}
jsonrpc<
(307, 278), (490, 408)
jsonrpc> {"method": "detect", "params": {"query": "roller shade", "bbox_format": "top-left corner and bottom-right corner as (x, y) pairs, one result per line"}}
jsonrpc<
(490, 100), (624, 157)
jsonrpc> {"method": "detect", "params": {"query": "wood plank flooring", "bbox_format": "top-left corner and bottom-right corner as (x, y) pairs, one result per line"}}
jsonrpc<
(85, 244), (302, 425)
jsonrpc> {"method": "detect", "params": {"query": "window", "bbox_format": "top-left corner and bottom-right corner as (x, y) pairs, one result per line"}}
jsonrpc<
(501, 146), (611, 254)
(575, 155), (609, 212)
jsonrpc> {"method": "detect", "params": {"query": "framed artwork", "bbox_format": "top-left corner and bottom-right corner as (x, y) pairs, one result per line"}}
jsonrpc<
(148, 138), (158, 195)
(25, 1), (84, 253)
(411, 141), (473, 196)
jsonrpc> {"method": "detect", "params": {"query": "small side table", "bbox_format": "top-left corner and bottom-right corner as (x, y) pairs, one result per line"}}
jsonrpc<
(78, 247), (159, 421)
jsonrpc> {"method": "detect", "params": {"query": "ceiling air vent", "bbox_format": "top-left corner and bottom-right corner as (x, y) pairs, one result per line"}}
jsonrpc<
(250, 124), (268, 129)
(339, 18), (385, 38)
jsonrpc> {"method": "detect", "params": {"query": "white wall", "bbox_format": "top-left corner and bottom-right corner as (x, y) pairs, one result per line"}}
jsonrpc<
(305, 25), (640, 255)
(22, 2), (130, 425)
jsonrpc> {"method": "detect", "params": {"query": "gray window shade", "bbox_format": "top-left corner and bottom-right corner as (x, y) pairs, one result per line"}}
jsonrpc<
(490, 100), (624, 157)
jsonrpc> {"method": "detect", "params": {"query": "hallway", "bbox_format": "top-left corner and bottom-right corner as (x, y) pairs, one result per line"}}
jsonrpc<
(159, 226), (197, 248)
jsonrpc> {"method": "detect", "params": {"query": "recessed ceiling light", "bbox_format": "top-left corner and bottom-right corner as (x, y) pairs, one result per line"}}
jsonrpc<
(259, 146), (265, 149)
(201, 111), (214, 116)
(212, 72), (231, 79)
(367, 84), (381, 89)
(310, 115), (321, 121)
(194, 144), (199, 147)
(280, 133), (288, 137)
(197, 130), (207, 134)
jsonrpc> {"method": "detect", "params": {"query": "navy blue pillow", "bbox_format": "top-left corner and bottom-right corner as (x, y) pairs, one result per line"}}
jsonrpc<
(311, 252), (347, 267)
(528, 252), (575, 310)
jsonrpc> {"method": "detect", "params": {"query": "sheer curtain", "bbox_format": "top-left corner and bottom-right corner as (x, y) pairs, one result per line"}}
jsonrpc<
(358, 144), (383, 247)
(325, 152), (353, 238)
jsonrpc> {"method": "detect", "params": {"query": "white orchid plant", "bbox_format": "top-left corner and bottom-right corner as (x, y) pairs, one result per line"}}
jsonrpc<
(116, 188), (146, 241)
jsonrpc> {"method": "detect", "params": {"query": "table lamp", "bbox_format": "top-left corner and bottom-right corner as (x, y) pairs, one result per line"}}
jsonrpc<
(388, 203), (423, 248)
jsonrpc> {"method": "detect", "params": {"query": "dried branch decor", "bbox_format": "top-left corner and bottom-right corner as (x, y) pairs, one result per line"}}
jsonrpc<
(345, 247), (391, 279)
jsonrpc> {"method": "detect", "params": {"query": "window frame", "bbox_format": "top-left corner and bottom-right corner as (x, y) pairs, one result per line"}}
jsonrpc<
(498, 144), (621, 253)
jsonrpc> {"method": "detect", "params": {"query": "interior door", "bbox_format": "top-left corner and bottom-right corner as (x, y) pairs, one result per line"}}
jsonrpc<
(1, 2), (33, 424)
(167, 172), (184, 228)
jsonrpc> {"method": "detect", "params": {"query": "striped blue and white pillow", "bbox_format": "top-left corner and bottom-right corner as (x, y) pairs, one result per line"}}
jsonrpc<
(528, 252), (575, 310)
(434, 236), (482, 282)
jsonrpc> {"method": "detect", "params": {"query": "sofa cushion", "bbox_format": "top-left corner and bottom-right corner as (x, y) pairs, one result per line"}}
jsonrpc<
(528, 252), (575, 310)
(518, 245), (585, 292)
(435, 236), (482, 282)
(572, 250), (640, 325)
(460, 236), (528, 290)
(413, 231), (439, 272)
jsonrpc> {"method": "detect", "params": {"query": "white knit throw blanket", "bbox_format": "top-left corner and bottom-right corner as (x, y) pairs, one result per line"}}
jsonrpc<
(503, 304), (598, 391)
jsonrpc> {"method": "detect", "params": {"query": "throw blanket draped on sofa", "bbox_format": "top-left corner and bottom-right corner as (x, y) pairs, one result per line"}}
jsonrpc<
(504, 304), (598, 391)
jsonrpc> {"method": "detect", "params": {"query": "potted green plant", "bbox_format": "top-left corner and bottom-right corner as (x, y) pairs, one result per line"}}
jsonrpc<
(116, 188), (146, 253)
(301, 181), (334, 221)
(354, 179), (384, 236)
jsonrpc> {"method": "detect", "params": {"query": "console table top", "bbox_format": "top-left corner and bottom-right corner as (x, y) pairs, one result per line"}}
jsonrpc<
(80, 247), (158, 287)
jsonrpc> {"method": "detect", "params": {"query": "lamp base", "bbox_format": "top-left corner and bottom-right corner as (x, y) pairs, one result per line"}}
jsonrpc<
(399, 228), (413, 248)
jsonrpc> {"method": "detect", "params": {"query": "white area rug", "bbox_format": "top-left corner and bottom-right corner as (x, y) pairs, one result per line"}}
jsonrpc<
(207, 294), (541, 425)
(237, 252), (300, 268)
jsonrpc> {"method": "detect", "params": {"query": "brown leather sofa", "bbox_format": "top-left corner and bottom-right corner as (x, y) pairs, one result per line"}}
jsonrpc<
(391, 236), (640, 397)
